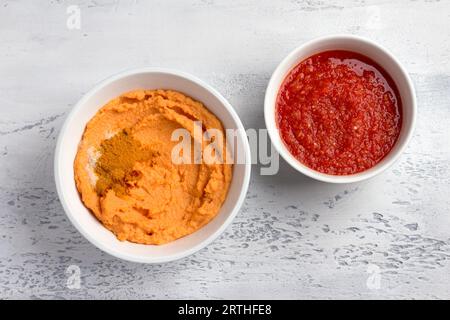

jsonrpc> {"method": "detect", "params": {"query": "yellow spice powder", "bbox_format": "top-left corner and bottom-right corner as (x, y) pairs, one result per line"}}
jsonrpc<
(94, 129), (154, 197)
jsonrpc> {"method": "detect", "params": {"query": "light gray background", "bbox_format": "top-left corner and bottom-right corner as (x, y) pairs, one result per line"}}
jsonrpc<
(1, 0), (449, 299)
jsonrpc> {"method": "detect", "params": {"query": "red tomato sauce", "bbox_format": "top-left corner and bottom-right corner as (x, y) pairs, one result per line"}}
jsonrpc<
(276, 50), (402, 175)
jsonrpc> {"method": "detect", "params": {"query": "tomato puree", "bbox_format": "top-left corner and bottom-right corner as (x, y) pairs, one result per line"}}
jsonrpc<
(276, 50), (402, 175)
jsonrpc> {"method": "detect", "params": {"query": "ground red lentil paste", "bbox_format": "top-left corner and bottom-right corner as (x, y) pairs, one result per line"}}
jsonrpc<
(276, 50), (402, 175)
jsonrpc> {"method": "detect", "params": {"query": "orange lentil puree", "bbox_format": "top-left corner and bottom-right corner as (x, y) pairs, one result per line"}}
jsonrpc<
(276, 50), (402, 175)
(74, 89), (232, 245)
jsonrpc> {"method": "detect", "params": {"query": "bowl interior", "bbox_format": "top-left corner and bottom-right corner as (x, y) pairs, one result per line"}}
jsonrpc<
(265, 36), (416, 183)
(55, 70), (250, 263)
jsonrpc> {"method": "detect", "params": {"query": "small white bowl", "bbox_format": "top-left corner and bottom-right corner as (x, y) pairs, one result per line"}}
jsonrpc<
(55, 68), (251, 263)
(265, 35), (417, 183)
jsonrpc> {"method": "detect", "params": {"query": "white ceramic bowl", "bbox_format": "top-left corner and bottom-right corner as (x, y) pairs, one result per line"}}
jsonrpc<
(55, 68), (251, 263)
(265, 34), (416, 183)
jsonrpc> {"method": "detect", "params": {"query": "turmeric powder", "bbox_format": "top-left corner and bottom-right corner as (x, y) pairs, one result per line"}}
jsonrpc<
(94, 128), (154, 197)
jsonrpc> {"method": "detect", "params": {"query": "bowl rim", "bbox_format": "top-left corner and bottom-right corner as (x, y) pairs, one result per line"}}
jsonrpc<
(54, 67), (252, 263)
(264, 34), (417, 184)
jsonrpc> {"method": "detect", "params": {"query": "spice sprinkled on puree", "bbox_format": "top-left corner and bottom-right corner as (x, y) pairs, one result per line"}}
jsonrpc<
(74, 90), (232, 245)
(276, 50), (402, 175)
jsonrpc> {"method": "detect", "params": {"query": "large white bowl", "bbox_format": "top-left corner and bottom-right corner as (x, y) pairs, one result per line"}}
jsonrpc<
(55, 68), (251, 263)
(265, 35), (417, 183)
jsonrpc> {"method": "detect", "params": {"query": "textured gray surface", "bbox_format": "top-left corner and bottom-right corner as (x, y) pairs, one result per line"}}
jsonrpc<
(1, 0), (450, 299)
